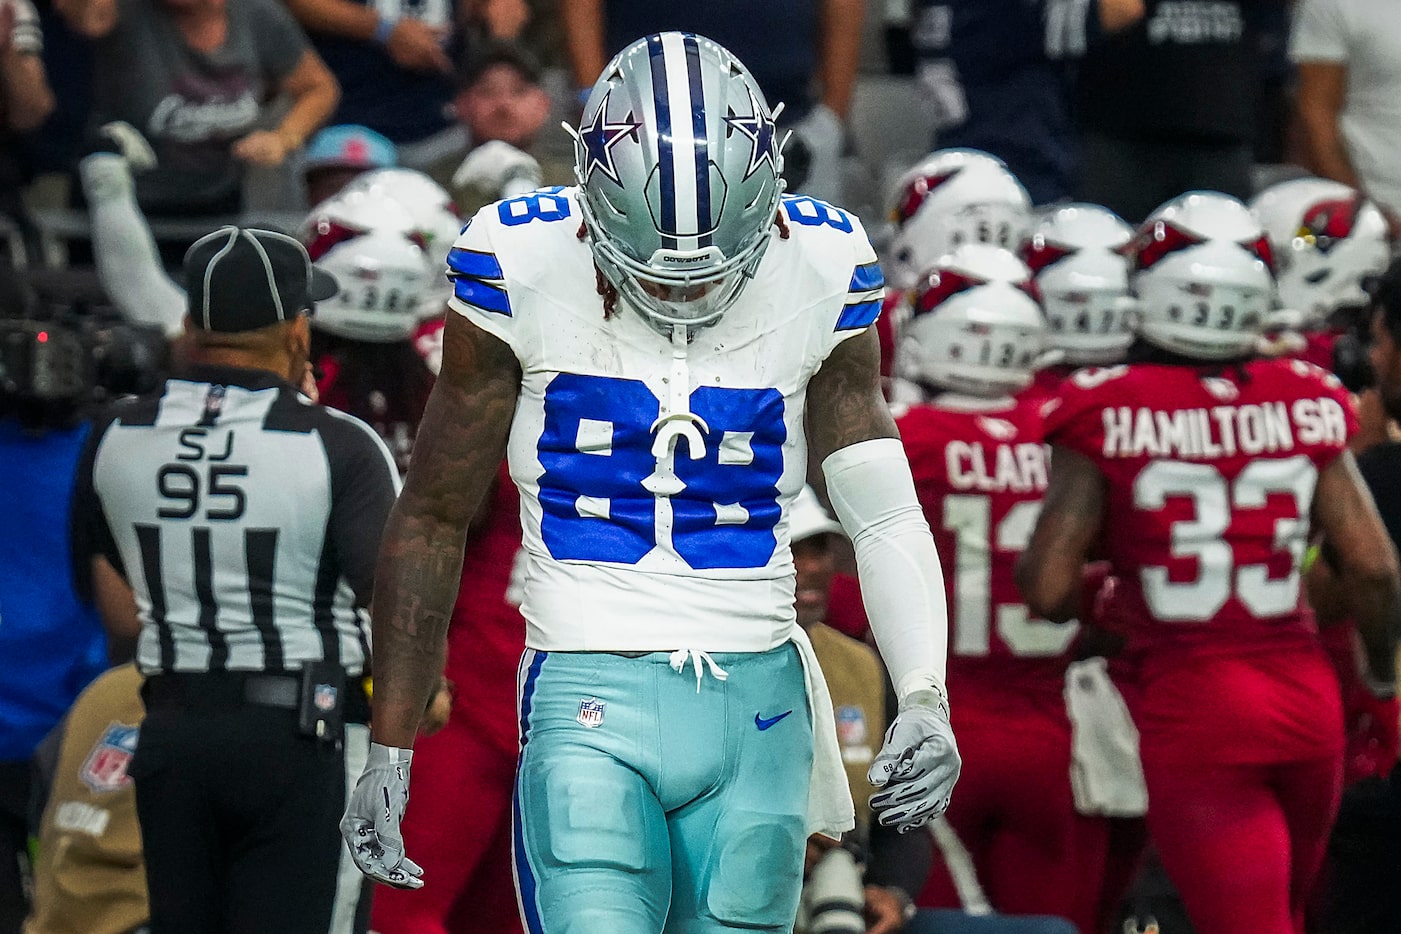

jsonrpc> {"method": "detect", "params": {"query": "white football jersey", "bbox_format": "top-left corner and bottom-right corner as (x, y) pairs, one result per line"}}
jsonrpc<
(447, 187), (884, 651)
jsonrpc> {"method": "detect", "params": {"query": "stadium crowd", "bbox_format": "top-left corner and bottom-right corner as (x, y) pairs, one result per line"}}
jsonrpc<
(1, 0), (1400, 933)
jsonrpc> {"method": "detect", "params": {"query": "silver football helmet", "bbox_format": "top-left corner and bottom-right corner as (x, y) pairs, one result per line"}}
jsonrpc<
(570, 32), (785, 334)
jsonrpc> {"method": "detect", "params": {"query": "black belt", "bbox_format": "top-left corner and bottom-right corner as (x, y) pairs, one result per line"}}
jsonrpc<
(143, 671), (301, 710)
(143, 670), (371, 723)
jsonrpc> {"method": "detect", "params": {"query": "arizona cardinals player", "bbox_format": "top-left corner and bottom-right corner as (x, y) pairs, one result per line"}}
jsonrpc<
(1251, 177), (1390, 373)
(1018, 192), (1401, 934)
(890, 244), (1086, 921)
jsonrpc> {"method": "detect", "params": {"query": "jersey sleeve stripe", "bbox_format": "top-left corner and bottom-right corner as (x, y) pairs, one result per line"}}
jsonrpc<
(836, 298), (882, 331)
(849, 262), (884, 293)
(446, 247), (504, 280)
(453, 277), (513, 316)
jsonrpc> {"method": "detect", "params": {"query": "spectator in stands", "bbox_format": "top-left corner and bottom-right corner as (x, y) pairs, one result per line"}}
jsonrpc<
(1073, 0), (1260, 222)
(57, 0), (339, 216)
(285, 0), (527, 182)
(900, 0), (1144, 206)
(303, 122), (397, 207)
(561, 0), (862, 203)
(0, 271), (109, 934)
(1, 0), (53, 253)
(1, 0), (52, 132)
(1291, 0), (1401, 235)
(448, 40), (565, 212)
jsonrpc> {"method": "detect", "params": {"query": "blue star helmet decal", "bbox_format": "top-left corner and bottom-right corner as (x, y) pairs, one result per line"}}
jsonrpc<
(579, 87), (642, 187)
(724, 84), (777, 182)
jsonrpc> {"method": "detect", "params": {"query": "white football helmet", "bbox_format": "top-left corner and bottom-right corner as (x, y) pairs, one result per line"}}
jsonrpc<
(301, 189), (441, 341)
(1250, 177), (1389, 326)
(886, 149), (1034, 291)
(313, 228), (440, 342)
(897, 243), (1046, 397)
(1024, 203), (1135, 366)
(341, 167), (464, 264)
(1131, 192), (1276, 361)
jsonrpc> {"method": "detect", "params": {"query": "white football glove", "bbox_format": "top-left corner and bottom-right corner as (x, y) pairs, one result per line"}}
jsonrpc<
(451, 140), (542, 200)
(99, 121), (157, 172)
(339, 743), (425, 889)
(868, 690), (961, 833)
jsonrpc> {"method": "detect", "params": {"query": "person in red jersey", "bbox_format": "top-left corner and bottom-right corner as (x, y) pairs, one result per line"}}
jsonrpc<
(889, 243), (1082, 926)
(1018, 191), (1401, 934)
(1024, 201), (1153, 934)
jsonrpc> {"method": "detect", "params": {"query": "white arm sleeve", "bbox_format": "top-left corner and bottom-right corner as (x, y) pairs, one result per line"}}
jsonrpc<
(80, 154), (186, 338)
(822, 436), (949, 704)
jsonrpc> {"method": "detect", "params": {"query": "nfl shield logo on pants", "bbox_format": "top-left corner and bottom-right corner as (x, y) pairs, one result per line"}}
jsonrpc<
(576, 697), (606, 728)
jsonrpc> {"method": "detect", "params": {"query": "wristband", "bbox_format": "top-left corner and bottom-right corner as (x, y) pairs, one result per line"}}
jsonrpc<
(373, 16), (397, 45)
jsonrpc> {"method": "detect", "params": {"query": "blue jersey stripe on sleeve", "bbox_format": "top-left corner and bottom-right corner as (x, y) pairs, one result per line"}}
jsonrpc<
(848, 262), (884, 293)
(835, 298), (881, 331)
(446, 247), (504, 280)
(454, 277), (512, 316)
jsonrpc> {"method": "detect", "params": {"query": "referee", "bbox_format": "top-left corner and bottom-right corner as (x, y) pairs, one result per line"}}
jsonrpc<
(69, 227), (401, 934)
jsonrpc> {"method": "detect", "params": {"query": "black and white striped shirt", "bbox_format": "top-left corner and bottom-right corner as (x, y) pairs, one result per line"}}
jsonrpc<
(72, 364), (400, 676)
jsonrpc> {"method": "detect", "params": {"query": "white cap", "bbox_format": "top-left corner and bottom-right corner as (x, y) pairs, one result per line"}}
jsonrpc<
(789, 485), (844, 543)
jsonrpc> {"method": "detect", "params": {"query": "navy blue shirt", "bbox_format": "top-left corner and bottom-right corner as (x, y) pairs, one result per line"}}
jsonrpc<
(913, 0), (1080, 204)
(308, 0), (455, 145)
(603, 1), (819, 121)
(0, 419), (107, 762)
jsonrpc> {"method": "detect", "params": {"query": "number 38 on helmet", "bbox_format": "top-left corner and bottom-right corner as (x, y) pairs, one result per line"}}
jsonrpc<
(570, 32), (786, 334)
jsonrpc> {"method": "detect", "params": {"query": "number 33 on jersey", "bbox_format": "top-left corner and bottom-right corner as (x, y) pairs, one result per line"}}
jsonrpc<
(445, 188), (885, 650)
(1044, 359), (1356, 646)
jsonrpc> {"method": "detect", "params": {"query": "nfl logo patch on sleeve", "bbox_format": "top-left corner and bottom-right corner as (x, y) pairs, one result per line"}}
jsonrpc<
(80, 723), (140, 793)
(576, 697), (606, 728)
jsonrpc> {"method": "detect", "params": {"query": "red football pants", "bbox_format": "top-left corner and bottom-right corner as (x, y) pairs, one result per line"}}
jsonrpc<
(1142, 750), (1341, 934)
(370, 712), (522, 934)
(918, 702), (1083, 923)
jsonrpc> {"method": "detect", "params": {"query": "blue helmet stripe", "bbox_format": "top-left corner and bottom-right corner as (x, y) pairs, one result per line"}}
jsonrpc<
(647, 35), (678, 249)
(683, 34), (712, 249)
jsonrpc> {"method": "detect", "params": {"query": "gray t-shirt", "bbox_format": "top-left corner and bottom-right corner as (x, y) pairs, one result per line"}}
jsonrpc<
(94, 0), (306, 180)
(1290, 0), (1401, 214)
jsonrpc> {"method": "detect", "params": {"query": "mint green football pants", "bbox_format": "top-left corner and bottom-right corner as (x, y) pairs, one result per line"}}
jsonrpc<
(512, 644), (813, 933)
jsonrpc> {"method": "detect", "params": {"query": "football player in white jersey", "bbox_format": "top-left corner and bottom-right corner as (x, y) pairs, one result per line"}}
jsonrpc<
(341, 32), (960, 933)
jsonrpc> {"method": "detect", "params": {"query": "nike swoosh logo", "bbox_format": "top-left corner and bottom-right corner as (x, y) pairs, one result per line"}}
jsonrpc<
(755, 710), (793, 731)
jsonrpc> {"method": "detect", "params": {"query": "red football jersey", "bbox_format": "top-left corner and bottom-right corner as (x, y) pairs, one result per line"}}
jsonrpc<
(898, 396), (1076, 698)
(1045, 359), (1357, 658)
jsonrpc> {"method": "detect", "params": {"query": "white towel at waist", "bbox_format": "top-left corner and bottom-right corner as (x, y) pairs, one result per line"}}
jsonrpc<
(790, 625), (857, 840)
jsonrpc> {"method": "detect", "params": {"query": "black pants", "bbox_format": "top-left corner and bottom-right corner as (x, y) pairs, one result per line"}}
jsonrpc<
(130, 683), (364, 934)
(0, 761), (31, 934)
(1076, 131), (1255, 225)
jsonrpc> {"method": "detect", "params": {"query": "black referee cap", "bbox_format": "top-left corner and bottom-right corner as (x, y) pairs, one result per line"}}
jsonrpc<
(183, 226), (339, 333)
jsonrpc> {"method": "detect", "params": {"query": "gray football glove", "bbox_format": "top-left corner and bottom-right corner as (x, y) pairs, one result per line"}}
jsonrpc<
(340, 742), (425, 889)
(868, 690), (962, 833)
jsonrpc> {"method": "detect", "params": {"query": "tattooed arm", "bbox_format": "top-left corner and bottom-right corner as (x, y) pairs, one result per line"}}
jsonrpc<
(370, 311), (521, 748)
(1311, 451), (1401, 691)
(1016, 446), (1106, 624)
